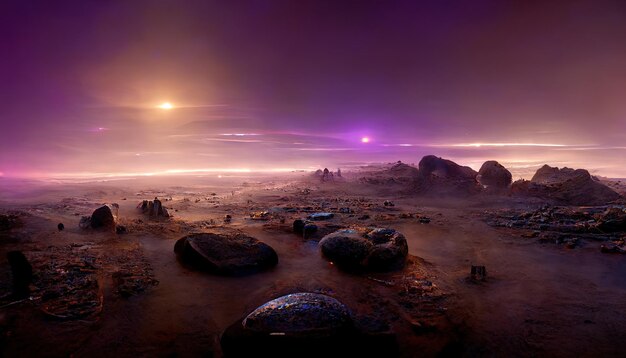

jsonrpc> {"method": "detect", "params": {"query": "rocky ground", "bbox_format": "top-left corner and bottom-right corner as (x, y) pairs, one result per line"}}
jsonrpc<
(0, 159), (625, 357)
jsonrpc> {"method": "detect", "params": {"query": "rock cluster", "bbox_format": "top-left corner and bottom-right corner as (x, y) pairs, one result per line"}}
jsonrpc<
(139, 198), (170, 218)
(512, 165), (622, 205)
(319, 227), (408, 271)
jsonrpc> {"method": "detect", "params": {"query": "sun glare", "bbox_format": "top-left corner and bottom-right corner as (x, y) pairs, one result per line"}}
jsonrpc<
(361, 137), (370, 143)
(158, 102), (173, 110)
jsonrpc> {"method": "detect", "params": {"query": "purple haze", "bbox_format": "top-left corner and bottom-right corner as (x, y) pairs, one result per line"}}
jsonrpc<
(1, 1), (626, 179)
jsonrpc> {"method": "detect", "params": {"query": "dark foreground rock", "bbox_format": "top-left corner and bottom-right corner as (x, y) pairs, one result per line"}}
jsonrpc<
(80, 204), (119, 230)
(243, 293), (351, 335)
(221, 293), (398, 357)
(319, 228), (408, 271)
(174, 232), (278, 275)
(7, 251), (32, 298)
(0, 214), (22, 231)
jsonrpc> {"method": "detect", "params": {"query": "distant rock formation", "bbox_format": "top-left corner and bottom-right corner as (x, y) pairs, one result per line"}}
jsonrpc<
(417, 155), (481, 195)
(359, 161), (419, 185)
(140, 198), (170, 218)
(477, 160), (512, 189)
(512, 165), (622, 205)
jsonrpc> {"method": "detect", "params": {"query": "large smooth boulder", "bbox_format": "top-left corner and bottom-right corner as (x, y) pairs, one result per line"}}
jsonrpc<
(174, 232), (278, 275)
(477, 160), (512, 189)
(220, 292), (398, 357)
(417, 155), (481, 195)
(242, 293), (352, 336)
(319, 228), (408, 271)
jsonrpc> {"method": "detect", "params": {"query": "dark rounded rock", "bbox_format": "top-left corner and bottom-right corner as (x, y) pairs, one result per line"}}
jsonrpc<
(303, 224), (318, 239)
(7, 251), (32, 298)
(319, 228), (408, 271)
(57, 223), (65, 231)
(174, 232), (278, 275)
(477, 160), (512, 189)
(90, 204), (118, 229)
(417, 155), (481, 195)
(221, 293), (398, 357)
(242, 293), (352, 336)
(293, 219), (306, 234)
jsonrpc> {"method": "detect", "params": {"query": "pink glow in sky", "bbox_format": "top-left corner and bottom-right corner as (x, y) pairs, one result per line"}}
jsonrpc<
(1, 1), (625, 179)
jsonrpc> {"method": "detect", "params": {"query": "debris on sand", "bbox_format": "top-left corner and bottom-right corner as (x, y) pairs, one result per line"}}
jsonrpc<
(28, 247), (102, 320)
(485, 205), (626, 235)
(250, 211), (271, 221)
(600, 244), (625, 254)
(174, 232), (278, 275)
(139, 198), (170, 218)
(57, 223), (64, 231)
(319, 227), (408, 272)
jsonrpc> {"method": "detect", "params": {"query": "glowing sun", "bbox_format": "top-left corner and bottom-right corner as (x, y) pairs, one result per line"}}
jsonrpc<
(361, 137), (370, 143)
(158, 102), (173, 110)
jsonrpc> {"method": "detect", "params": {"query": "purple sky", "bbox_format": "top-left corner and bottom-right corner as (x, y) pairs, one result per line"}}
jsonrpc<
(1, 1), (626, 179)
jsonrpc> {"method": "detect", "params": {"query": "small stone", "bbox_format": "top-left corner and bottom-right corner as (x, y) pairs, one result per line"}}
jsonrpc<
(116, 225), (128, 234)
(308, 212), (334, 221)
(57, 223), (65, 231)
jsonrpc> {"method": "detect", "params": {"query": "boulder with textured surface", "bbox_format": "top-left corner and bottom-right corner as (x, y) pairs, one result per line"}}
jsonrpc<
(477, 160), (512, 189)
(242, 293), (352, 336)
(81, 204), (118, 230)
(520, 165), (623, 205)
(319, 227), (408, 271)
(221, 292), (398, 357)
(174, 232), (278, 275)
(417, 155), (481, 195)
